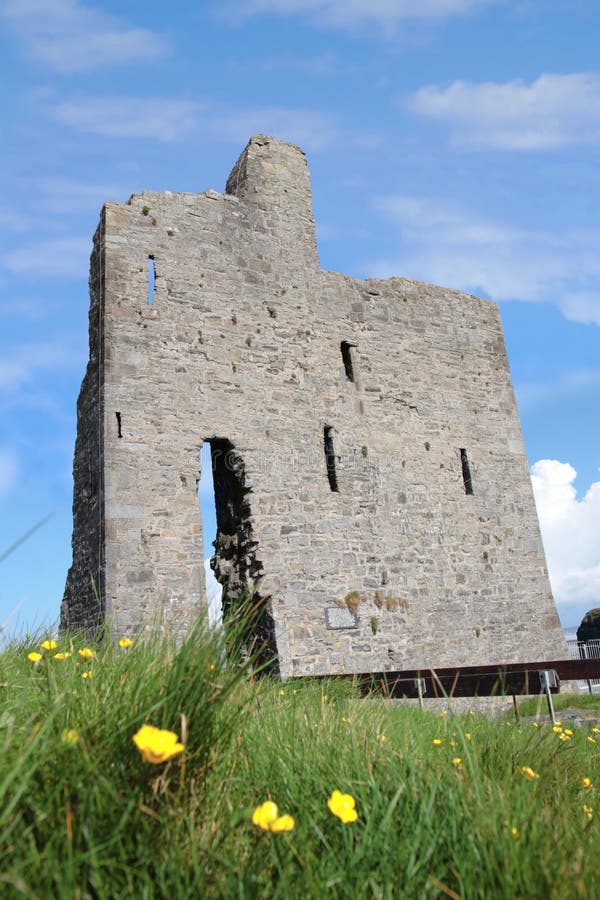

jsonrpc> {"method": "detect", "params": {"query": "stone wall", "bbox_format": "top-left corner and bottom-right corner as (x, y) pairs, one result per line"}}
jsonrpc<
(62, 135), (568, 674)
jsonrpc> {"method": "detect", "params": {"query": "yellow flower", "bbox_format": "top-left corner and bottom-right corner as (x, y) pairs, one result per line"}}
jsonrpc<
(564, 728), (574, 736)
(582, 777), (593, 790)
(559, 733), (570, 742)
(520, 766), (540, 782)
(432, 738), (443, 746)
(376, 734), (387, 743)
(82, 671), (92, 680)
(251, 801), (295, 832)
(40, 639), (57, 651)
(27, 651), (42, 663)
(132, 725), (185, 764)
(54, 652), (72, 660)
(511, 826), (519, 839)
(531, 722), (540, 728)
(452, 757), (463, 768)
(584, 804), (593, 821)
(328, 790), (358, 824)
(553, 725), (563, 734)
(588, 737), (597, 745)
(61, 729), (79, 745)
(279, 690), (285, 697)
(118, 638), (133, 648)
(592, 727), (600, 735)
(465, 733), (472, 741)
(78, 647), (95, 660)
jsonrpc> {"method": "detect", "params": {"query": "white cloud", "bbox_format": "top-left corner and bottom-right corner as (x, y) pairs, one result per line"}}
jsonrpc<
(53, 97), (204, 142)
(234, 0), (499, 30)
(531, 460), (600, 615)
(0, 447), (19, 496)
(3, 238), (91, 279)
(0, 0), (168, 74)
(204, 559), (223, 628)
(0, 339), (85, 392)
(407, 73), (600, 149)
(369, 195), (600, 325)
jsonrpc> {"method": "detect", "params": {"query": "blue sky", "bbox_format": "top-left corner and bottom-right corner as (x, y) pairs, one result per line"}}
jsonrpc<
(1, 0), (599, 638)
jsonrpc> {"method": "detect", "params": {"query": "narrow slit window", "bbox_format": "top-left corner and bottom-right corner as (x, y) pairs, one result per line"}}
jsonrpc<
(324, 426), (339, 492)
(116, 411), (122, 438)
(340, 341), (356, 383)
(460, 448), (474, 495)
(147, 256), (155, 305)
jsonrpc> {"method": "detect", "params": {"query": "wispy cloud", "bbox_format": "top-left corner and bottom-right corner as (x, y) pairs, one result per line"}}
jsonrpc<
(406, 73), (600, 149)
(516, 370), (600, 410)
(213, 106), (339, 150)
(3, 238), (90, 279)
(232, 0), (499, 30)
(531, 460), (600, 613)
(369, 195), (600, 325)
(53, 97), (204, 142)
(0, 338), (85, 393)
(50, 94), (339, 150)
(0, 447), (19, 497)
(38, 177), (132, 213)
(1, 0), (169, 74)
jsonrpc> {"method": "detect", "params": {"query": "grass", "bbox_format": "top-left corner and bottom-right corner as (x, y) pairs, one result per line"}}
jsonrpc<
(1, 623), (599, 899)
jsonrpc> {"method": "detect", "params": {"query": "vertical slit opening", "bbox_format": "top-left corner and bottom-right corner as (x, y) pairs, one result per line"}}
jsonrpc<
(115, 411), (122, 438)
(460, 448), (474, 495)
(198, 442), (222, 628)
(340, 341), (356, 383)
(324, 425), (339, 492)
(147, 256), (155, 305)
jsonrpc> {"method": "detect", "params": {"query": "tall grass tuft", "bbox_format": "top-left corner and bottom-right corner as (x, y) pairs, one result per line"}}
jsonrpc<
(1, 619), (599, 898)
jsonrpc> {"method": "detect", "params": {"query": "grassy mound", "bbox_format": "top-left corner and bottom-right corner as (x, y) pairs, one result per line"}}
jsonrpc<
(1, 624), (598, 898)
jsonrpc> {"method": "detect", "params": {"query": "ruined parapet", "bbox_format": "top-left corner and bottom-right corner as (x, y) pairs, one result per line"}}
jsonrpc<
(62, 135), (568, 670)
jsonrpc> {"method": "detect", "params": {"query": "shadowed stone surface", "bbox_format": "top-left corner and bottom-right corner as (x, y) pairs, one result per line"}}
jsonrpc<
(62, 134), (567, 674)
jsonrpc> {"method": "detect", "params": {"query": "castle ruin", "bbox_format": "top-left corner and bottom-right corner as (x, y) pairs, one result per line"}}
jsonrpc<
(62, 135), (567, 676)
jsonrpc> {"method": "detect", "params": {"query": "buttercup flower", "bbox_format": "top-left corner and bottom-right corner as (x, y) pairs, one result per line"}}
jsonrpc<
(82, 671), (92, 680)
(432, 739), (443, 746)
(588, 737), (597, 745)
(118, 638), (133, 648)
(27, 651), (42, 663)
(54, 652), (72, 660)
(328, 790), (358, 824)
(583, 777), (593, 790)
(592, 727), (600, 735)
(252, 801), (295, 832)
(584, 804), (593, 821)
(61, 729), (79, 745)
(452, 757), (463, 768)
(132, 725), (184, 764)
(553, 725), (563, 734)
(520, 766), (540, 781)
(78, 647), (95, 660)
(40, 640), (57, 651)
(376, 734), (387, 743)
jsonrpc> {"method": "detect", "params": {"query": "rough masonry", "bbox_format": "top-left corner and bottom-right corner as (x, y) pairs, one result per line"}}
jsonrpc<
(62, 135), (568, 676)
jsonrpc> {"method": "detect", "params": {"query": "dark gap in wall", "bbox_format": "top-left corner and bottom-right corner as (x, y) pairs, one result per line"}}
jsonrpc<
(209, 438), (279, 672)
(460, 448), (474, 495)
(324, 425), (339, 492)
(147, 256), (155, 305)
(115, 412), (122, 438)
(340, 341), (356, 383)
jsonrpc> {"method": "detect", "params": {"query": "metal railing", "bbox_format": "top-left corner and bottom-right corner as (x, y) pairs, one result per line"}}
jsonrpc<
(566, 639), (600, 693)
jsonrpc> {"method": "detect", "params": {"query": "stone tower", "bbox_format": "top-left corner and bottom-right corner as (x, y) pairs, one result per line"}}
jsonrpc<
(62, 135), (567, 675)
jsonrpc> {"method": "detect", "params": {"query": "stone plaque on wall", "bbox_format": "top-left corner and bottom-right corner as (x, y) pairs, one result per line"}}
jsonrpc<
(325, 607), (359, 630)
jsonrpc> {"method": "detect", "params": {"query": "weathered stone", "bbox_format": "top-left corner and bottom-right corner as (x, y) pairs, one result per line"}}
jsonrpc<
(61, 134), (567, 673)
